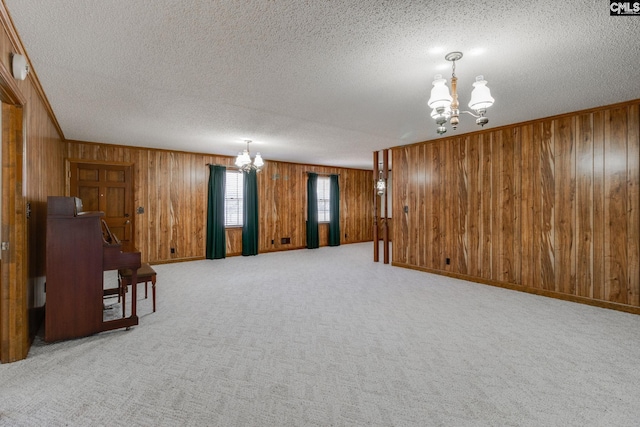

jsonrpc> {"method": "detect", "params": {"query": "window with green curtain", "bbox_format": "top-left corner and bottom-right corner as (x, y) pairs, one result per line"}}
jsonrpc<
(306, 172), (319, 249)
(206, 165), (226, 259)
(329, 174), (340, 246)
(316, 176), (330, 222)
(225, 170), (244, 227)
(242, 169), (259, 256)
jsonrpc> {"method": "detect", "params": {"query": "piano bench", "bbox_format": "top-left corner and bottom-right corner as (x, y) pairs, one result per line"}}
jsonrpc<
(118, 263), (157, 313)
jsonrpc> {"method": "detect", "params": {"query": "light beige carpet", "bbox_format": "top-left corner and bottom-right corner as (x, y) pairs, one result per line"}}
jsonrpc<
(1, 243), (640, 426)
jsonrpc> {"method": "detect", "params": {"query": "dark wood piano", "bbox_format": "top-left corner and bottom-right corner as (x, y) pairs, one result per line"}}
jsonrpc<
(45, 196), (141, 342)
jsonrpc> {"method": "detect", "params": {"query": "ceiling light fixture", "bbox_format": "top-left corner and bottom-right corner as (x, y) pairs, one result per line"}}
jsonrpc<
(235, 140), (264, 172)
(427, 51), (494, 135)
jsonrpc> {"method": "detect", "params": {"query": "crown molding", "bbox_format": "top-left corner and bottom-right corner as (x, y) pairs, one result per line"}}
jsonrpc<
(0, 1), (65, 139)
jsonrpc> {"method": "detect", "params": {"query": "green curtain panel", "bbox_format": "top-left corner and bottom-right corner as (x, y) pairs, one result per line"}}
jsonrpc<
(329, 174), (340, 246)
(306, 172), (319, 249)
(242, 169), (259, 256)
(206, 165), (226, 259)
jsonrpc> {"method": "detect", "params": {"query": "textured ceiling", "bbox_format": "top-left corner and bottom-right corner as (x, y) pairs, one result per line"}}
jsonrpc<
(4, 1), (640, 169)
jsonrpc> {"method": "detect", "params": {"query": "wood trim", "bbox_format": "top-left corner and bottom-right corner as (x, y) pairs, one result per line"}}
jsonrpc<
(0, 58), (25, 105)
(0, 3), (64, 139)
(392, 261), (640, 316)
(0, 4), (22, 62)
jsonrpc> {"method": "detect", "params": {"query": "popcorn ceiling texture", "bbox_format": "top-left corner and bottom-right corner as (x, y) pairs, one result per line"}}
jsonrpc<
(4, 1), (640, 168)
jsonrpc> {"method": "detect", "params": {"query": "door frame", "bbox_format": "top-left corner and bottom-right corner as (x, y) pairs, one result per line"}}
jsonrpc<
(66, 159), (136, 251)
(0, 65), (28, 363)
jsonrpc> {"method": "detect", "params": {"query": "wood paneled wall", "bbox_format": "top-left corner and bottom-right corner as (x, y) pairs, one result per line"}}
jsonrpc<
(258, 162), (372, 252)
(393, 100), (640, 312)
(67, 142), (373, 263)
(0, 3), (67, 362)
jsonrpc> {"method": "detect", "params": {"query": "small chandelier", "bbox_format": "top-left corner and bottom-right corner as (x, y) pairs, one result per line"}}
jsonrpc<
(376, 167), (386, 196)
(235, 140), (264, 172)
(428, 51), (494, 135)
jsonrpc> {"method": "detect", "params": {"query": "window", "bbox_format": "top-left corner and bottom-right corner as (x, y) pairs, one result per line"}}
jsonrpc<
(317, 176), (330, 222)
(225, 170), (243, 227)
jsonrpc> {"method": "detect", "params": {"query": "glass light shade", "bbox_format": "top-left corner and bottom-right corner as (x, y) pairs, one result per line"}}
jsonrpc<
(376, 178), (385, 196)
(468, 75), (494, 111)
(253, 153), (264, 169)
(427, 75), (452, 109)
(235, 150), (251, 168)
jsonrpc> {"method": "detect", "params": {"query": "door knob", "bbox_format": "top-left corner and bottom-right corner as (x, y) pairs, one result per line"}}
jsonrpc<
(124, 220), (131, 224)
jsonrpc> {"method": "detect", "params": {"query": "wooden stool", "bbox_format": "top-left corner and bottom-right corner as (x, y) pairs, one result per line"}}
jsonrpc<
(118, 263), (157, 315)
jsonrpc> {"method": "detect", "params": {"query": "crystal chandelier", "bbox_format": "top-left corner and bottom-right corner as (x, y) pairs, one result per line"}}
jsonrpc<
(235, 140), (264, 172)
(428, 51), (494, 135)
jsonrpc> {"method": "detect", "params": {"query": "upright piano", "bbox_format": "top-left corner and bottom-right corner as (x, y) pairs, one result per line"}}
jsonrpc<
(45, 196), (141, 342)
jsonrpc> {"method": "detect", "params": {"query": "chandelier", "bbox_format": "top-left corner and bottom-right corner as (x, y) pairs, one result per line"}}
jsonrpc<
(235, 140), (264, 172)
(427, 51), (494, 135)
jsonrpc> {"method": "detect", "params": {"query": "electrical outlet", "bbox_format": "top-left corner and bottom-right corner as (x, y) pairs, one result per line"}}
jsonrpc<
(170, 248), (175, 254)
(271, 239), (275, 244)
(446, 258), (450, 265)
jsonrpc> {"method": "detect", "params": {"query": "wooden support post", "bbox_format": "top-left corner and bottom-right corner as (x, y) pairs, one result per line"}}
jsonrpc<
(383, 149), (390, 264)
(373, 151), (379, 262)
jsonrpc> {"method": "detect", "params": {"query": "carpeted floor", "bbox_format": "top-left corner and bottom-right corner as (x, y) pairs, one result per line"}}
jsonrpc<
(1, 243), (640, 426)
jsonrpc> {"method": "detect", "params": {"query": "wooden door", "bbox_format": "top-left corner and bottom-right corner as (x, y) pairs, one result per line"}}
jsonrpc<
(69, 162), (135, 252)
